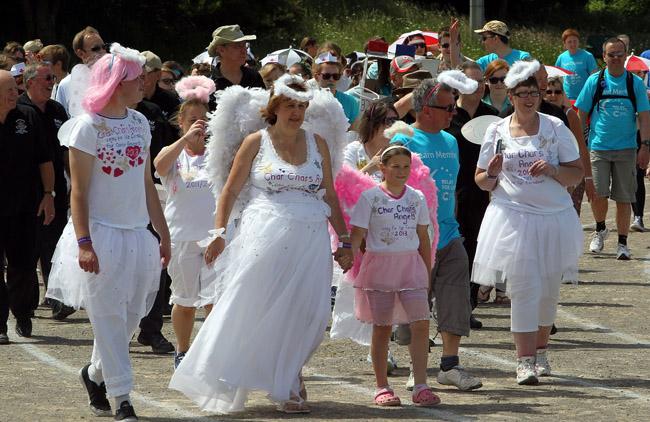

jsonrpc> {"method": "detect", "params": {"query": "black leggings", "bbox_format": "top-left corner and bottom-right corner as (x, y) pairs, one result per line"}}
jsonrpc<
(632, 166), (646, 217)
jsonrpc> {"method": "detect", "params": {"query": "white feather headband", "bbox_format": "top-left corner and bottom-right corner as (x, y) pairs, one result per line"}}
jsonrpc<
(504, 60), (540, 88)
(437, 70), (479, 94)
(272, 73), (314, 102)
(110, 43), (145, 66)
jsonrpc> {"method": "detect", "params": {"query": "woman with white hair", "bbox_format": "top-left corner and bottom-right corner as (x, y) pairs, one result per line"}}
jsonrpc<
(473, 60), (583, 385)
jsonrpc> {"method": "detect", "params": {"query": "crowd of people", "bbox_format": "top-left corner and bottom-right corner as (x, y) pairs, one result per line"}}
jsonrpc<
(1, 17), (649, 420)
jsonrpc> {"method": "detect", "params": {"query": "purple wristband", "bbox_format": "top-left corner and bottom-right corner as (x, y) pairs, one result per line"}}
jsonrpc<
(77, 236), (92, 245)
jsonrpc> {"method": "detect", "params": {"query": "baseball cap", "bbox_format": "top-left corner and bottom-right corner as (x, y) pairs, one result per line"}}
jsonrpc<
(141, 51), (162, 72)
(474, 20), (510, 38)
(10, 62), (25, 77)
(390, 56), (418, 74)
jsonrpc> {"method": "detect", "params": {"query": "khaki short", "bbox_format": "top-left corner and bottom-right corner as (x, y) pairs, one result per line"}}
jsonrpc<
(590, 149), (637, 203)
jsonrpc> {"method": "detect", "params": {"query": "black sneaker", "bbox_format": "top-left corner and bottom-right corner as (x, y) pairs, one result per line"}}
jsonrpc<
(550, 324), (558, 335)
(0, 332), (9, 345)
(52, 300), (76, 321)
(114, 400), (138, 421)
(15, 318), (32, 337)
(79, 364), (111, 416)
(174, 351), (186, 369)
(137, 332), (175, 354)
(470, 315), (483, 329)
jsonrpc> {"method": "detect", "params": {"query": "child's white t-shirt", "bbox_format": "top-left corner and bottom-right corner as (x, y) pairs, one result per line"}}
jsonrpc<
(160, 149), (215, 241)
(60, 110), (151, 229)
(350, 185), (430, 252)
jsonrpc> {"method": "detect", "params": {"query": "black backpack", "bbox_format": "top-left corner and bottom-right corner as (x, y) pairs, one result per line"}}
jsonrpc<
(588, 68), (637, 120)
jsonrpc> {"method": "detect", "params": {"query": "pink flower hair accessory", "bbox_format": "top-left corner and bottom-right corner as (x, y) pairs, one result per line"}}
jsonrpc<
(175, 75), (216, 103)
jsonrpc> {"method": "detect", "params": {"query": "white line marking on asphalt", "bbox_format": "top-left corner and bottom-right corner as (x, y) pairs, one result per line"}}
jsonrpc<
(305, 369), (475, 422)
(19, 343), (224, 421)
(557, 308), (650, 345)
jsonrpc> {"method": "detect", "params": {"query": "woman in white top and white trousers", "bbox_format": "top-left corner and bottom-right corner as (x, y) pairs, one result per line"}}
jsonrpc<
(473, 60), (583, 386)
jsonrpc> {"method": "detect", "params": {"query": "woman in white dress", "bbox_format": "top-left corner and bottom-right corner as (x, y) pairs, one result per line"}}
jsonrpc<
(473, 60), (583, 386)
(169, 74), (352, 414)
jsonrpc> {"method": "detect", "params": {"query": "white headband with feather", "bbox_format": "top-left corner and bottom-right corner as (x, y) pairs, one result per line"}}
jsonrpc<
(504, 60), (540, 88)
(437, 70), (479, 94)
(273, 73), (313, 102)
(110, 43), (145, 66)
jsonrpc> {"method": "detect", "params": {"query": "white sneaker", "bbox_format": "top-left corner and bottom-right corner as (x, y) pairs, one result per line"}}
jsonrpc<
(516, 356), (539, 385)
(630, 216), (647, 232)
(405, 367), (415, 391)
(535, 349), (551, 376)
(616, 243), (631, 260)
(366, 350), (399, 375)
(437, 365), (483, 391)
(589, 229), (609, 253)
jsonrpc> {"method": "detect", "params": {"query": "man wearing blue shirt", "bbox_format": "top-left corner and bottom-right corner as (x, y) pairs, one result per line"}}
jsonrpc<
(314, 53), (360, 126)
(555, 29), (599, 100)
(392, 78), (482, 392)
(575, 38), (650, 260)
(474, 20), (531, 72)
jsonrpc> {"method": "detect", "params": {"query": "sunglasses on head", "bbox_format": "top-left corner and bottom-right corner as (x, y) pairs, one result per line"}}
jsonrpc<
(488, 76), (506, 84)
(546, 89), (562, 95)
(90, 44), (107, 53)
(427, 104), (456, 113)
(320, 72), (341, 81)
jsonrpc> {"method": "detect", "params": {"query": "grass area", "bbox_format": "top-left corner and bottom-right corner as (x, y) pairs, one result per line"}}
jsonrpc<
(301, 1), (571, 66)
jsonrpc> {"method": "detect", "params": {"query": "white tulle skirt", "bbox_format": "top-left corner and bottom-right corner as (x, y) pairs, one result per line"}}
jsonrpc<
(46, 219), (161, 319)
(169, 198), (333, 413)
(471, 203), (583, 296)
(330, 272), (372, 346)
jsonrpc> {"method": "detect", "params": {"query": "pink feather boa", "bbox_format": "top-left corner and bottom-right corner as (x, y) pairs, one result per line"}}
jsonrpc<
(332, 154), (439, 278)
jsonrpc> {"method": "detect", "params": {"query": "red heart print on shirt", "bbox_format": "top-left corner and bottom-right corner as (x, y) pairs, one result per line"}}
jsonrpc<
(125, 146), (141, 160)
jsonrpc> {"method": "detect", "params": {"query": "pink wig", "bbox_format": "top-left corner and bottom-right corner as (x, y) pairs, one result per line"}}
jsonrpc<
(82, 43), (145, 113)
(175, 75), (216, 103)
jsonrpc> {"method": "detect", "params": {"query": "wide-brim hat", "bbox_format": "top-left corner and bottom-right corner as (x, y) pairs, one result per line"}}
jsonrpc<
(207, 25), (256, 56)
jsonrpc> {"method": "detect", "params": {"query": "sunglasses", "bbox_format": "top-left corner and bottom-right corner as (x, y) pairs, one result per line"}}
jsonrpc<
(546, 89), (563, 95)
(513, 90), (540, 98)
(481, 35), (497, 41)
(320, 72), (341, 81)
(606, 52), (625, 58)
(160, 78), (175, 85)
(410, 42), (426, 49)
(89, 44), (107, 53)
(440, 43), (450, 49)
(36, 74), (57, 82)
(384, 116), (398, 125)
(488, 76), (506, 84)
(427, 104), (456, 113)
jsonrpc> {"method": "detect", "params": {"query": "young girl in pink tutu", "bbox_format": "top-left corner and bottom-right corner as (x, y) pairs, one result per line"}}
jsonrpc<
(350, 144), (440, 407)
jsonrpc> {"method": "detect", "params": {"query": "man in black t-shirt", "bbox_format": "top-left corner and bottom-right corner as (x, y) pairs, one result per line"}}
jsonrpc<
(207, 25), (265, 92)
(0, 70), (55, 342)
(19, 62), (70, 313)
(142, 51), (180, 121)
(135, 99), (175, 183)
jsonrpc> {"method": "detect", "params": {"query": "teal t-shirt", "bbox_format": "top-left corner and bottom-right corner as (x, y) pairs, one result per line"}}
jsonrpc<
(391, 127), (460, 249)
(476, 49), (531, 71)
(555, 49), (599, 100)
(575, 69), (650, 150)
(482, 95), (512, 114)
(335, 90), (360, 124)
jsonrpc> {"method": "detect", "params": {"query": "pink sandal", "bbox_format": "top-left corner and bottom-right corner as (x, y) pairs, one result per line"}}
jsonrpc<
(374, 387), (401, 406)
(412, 386), (441, 407)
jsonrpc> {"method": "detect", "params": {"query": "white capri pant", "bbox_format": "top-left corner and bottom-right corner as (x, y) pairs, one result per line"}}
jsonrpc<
(509, 277), (561, 333)
(168, 241), (216, 307)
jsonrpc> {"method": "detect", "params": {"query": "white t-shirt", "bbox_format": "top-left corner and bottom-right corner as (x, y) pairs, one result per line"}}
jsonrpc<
(350, 185), (430, 252)
(59, 109), (152, 228)
(343, 141), (383, 182)
(54, 74), (71, 116)
(478, 113), (580, 214)
(160, 150), (215, 241)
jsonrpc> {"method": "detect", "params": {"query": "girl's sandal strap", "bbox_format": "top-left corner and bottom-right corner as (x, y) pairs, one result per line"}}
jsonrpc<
(374, 387), (401, 406)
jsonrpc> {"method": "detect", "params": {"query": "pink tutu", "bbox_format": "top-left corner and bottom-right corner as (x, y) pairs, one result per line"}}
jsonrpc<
(354, 250), (430, 326)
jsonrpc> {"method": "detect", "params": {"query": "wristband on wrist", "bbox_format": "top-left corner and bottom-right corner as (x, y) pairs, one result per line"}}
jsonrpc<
(486, 173), (498, 180)
(338, 242), (352, 249)
(641, 140), (650, 147)
(77, 236), (92, 245)
(338, 233), (350, 240)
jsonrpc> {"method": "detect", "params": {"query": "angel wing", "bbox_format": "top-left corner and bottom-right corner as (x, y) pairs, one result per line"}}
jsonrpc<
(66, 64), (91, 117)
(204, 85), (269, 219)
(302, 88), (351, 176)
